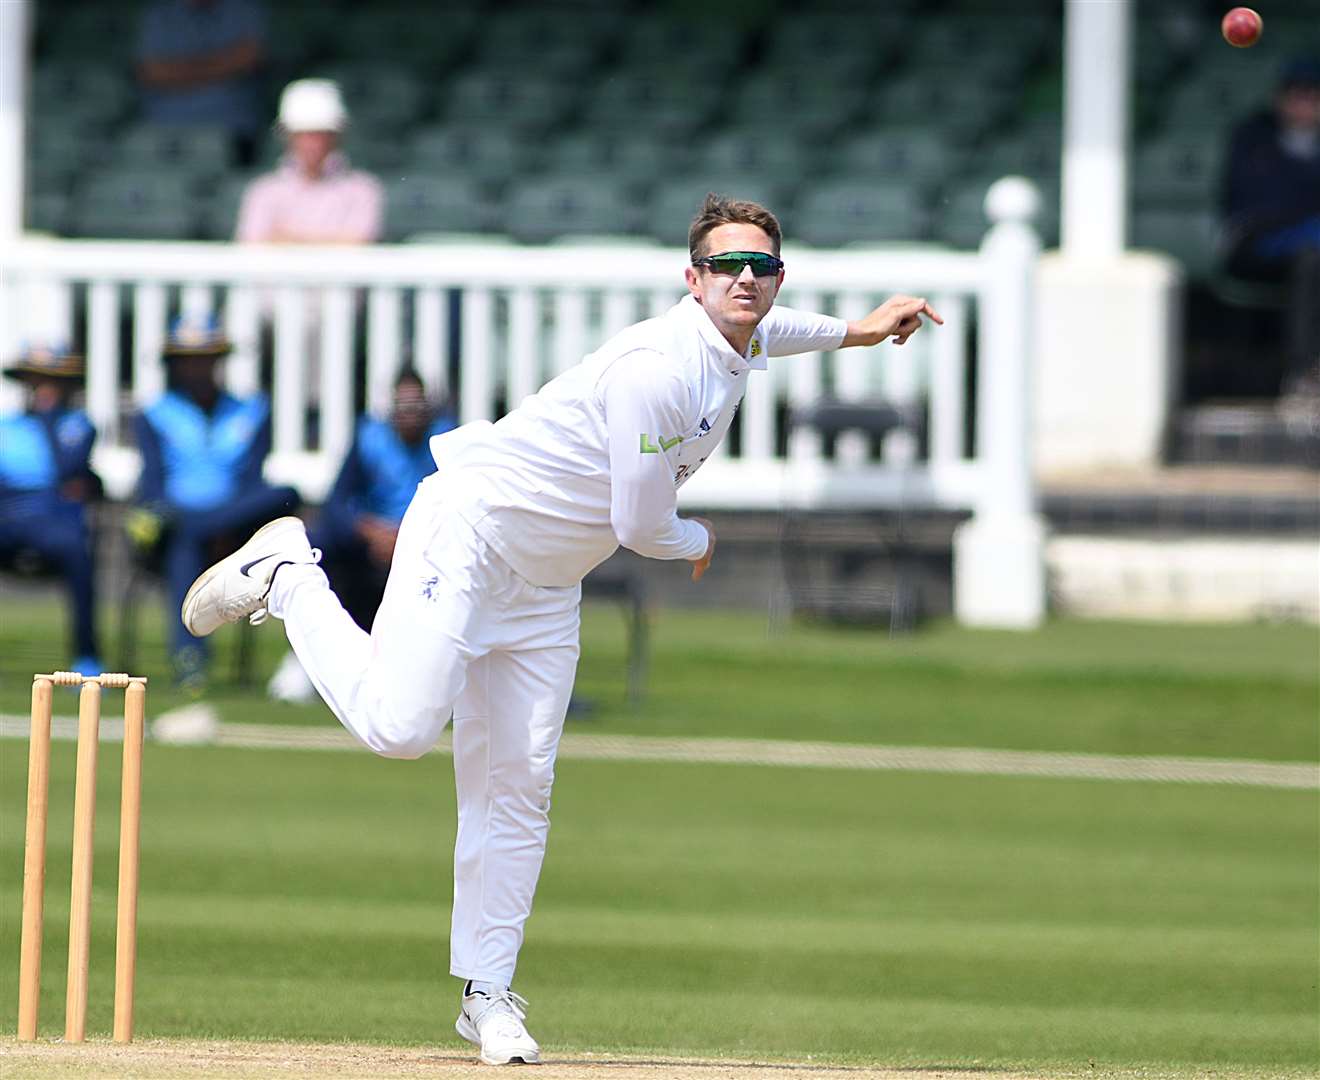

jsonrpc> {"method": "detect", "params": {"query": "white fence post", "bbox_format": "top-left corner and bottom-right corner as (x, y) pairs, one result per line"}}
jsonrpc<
(954, 177), (1049, 628)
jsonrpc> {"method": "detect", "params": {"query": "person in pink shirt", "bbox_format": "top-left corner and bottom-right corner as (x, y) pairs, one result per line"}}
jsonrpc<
(235, 78), (383, 244)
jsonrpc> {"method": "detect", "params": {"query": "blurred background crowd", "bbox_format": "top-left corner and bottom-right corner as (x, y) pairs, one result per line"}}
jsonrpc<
(19, 0), (1320, 396)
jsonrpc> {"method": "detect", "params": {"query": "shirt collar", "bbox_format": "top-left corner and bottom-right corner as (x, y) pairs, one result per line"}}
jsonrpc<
(278, 150), (352, 180)
(676, 295), (765, 373)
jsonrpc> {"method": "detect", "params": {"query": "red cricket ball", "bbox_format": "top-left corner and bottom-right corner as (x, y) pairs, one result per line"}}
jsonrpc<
(1221, 7), (1263, 48)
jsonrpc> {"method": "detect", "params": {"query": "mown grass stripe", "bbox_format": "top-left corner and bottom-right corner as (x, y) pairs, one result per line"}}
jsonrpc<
(1, 715), (1313, 790)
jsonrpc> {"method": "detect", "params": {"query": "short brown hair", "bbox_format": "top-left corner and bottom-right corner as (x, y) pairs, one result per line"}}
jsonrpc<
(688, 193), (782, 261)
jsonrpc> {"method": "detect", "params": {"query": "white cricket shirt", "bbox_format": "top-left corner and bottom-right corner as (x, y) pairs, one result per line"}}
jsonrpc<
(431, 295), (847, 587)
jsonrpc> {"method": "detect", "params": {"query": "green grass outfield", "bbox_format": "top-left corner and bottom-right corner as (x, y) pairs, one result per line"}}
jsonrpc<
(0, 598), (1316, 1071)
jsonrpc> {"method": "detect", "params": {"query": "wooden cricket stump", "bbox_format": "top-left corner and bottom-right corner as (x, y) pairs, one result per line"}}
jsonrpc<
(17, 671), (147, 1044)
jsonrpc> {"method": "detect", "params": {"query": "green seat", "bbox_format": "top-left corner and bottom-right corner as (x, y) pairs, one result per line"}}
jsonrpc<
(30, 64), (133, 127)
(647, 177), (786, 247)
(26, 190), (70, 236)
(729, 72), (868, 138)
(385, 176), (493, 241)
(334, 7), (479, 70)
(1132, 135), (1222, 210)
(615, 15), (746, 70)
(41, 6), (141, 61)
(409, 125), (526, 188)
(443, 72), (576, 133)
(543, 132), (690, 189)
(837, 129), (964, 190)
(761, 14), (883, 81)
(502, 176), (636, 244)
(974, 130), (1062, 183)
(114, 124), (234, 178)
(201, 172), (259, 241)
(584, 71), (721, 140)
(474, 11), (613, 76)
(28, 121), (101, 188)
(71, 171), (199, 240)
(878, 76), (1013, 140)
(690, 130), (811, 186)
(934, 177), (1060, 249)
(1131, 209), (1220, 279)
(796, 181), (928, 247)
(318, 66), (427, 133)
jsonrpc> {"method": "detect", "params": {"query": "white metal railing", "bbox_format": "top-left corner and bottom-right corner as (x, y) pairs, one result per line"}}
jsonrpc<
(0, 183), (1045, 623)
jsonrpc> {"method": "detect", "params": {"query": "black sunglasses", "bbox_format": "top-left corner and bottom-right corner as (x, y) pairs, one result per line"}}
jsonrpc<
(692, 251), (785, 277)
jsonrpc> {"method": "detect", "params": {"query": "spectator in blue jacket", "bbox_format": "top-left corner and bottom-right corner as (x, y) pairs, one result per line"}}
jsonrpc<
(0, 345), (103, 674)
(267, 368), (453, 702)
(1221, 57), (1320, 393)
(134, 313), (297, 687)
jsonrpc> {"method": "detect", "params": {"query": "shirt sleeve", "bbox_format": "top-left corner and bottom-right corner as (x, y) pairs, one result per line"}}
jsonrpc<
(759, 305), (848, 357)
(234, 176), (276, 242)
(343, 174), (384, 243)
(600, 351), (709, 562)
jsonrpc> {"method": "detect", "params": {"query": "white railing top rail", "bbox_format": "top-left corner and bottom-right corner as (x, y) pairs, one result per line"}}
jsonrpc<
(4, 237), (989, 293)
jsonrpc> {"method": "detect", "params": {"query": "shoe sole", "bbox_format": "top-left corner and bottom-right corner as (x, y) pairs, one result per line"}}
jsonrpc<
(180, 516), (307, 637)
(455, 1012), (540, 1066)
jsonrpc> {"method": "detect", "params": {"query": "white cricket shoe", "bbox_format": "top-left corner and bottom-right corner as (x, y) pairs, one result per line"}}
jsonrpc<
(181, 517), (319, 637)
(455, 983), (541, 1066)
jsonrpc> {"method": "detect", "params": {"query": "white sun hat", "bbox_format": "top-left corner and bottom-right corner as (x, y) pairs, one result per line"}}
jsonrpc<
(278, 78), (348, 133)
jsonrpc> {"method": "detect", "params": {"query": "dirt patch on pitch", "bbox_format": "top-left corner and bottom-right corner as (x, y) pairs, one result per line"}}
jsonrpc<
(0, 1038), (1083, 1080)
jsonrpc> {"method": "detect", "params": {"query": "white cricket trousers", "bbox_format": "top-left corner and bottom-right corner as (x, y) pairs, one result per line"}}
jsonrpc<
(266, 473), (581, 986)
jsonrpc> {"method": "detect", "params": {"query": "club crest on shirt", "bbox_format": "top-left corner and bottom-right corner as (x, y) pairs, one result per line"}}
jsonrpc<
(749, 338), (762, 358)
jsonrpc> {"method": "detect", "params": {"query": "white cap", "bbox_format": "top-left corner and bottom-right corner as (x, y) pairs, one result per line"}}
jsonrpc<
(278, 78), (348, 133)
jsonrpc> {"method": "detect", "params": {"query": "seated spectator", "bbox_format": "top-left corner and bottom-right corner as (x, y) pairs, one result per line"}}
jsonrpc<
(0, 345), (103, 675)
(135, 0), (268, 166)
(235, 79), (384, 244)
(132, 313), (298, 688)
(1221, 58), (1320, 393)
(267, 369), (454, 702)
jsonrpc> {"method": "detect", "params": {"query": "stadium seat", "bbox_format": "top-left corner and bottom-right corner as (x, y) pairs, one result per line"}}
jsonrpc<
(976, 130), (1063, 185)
(113, 124), (234, 179)
(615, 15), (747, 71)
(761, 14), (885, 82)
(1132, 135), (1223, 209)
(584, 71), (721, 141)
(28, 121), (103, 189)
(646, 178), (787, 247)
(409, 125), (527, 188)
(934, 177), (1060, 249)
(875, 76), (1014, 141)
(542, 131), (692, 190)
(70, 172), (199, 241)
(334, 6), (479, 71)
(26, 191), (70, 236)
(795, 181), (928, 247)
(1131, 209), (1220, 279)
(913, 15), (1052, 69)
(689, 130), (812, 190)
(836, 129), (963, 193)
(502, 176), (636, 244)
(385, 176), (494, 241)
(39, 5), (142, 61)
(264, 3), (348, 74)
(30, 64), (133, 128)
(319, 66), (427, 133)
(728, 72), (869, 139)
(201, 172), (258, 241)
(474, 9), (618, 75)
(443, 71), (577, 134)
